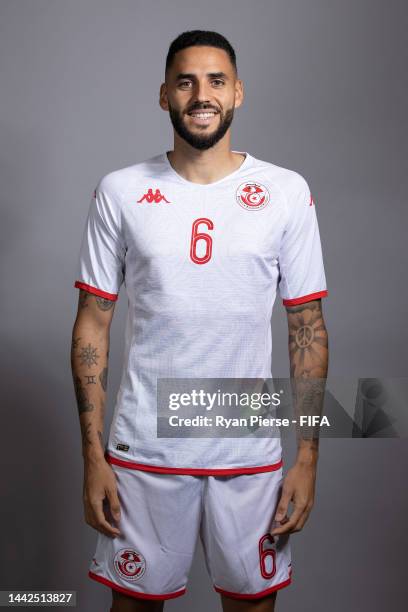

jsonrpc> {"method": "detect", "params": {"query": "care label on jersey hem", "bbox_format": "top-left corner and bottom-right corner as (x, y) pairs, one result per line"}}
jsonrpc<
(116, 443), (130, 452)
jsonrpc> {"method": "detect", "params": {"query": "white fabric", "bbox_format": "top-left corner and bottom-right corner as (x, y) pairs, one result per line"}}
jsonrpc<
(74, 151), (328, 472)
(89, 465), (292, 599)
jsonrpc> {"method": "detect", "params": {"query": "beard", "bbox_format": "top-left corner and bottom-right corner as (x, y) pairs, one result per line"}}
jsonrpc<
(168, 103), (235, 151)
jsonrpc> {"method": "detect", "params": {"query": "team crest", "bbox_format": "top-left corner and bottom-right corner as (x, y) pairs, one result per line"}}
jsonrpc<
(236, 182), (270, 211)
(113, 548), (146, 582)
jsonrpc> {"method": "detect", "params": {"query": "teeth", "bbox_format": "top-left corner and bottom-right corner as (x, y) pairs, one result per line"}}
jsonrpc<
(190, 112), (216, 118)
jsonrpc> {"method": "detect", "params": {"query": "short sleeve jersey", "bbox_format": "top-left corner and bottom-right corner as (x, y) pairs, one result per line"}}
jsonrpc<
(74, 151), (328, 475)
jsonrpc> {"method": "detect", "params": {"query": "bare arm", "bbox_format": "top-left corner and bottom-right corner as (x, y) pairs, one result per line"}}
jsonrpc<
(71, 289), (121, 537)
(270, 299), (329, 536)
(287, 298), (329, 463)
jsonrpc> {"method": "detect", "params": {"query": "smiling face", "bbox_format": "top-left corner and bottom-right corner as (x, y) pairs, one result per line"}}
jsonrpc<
(160, 45), (244, 151)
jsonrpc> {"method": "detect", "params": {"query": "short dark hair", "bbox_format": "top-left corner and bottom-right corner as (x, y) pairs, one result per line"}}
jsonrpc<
(165, 30), (237, 77)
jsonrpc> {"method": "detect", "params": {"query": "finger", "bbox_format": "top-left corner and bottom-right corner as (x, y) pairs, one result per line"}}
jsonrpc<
(270, 517), (296, 536)
(269, 514), (289, 534)
(85, 508), (119, 538)
(87, 516), (119, 538)
(106, 487), (121, 524)
(291, 506), (313, 533)
(91, 500), (121, 537)
(95, 513), (121, 538)
(274, 489), (292, 522)
(270, 504), (305, 536)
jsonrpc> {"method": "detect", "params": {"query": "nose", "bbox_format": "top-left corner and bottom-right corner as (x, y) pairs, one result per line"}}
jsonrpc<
(192, 79), (213, 106)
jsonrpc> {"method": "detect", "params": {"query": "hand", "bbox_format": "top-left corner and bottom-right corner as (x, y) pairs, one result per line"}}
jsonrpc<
(269, 461), (317, 536)
(83, 458), (122, 538)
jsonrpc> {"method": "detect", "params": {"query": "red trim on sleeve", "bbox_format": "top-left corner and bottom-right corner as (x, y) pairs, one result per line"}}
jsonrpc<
(214, 568), (292, 599)
(88, 571), (186, 600)
(282, 290), (328, 306)
(105, 452), (283, 475)
(74, 281), (118, 301)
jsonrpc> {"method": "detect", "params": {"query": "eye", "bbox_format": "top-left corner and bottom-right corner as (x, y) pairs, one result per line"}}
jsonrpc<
(212, 79), (225, 86)
(178, 80), (192, 88)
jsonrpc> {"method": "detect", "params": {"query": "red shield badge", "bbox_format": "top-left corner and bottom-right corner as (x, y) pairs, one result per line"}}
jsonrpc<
(113, 548), (146, 582)
(236, 182), (270, 211)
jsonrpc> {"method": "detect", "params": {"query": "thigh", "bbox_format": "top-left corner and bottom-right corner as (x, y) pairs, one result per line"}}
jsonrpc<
(220, 590), (277, 612)
(200, 467), (292, 600)
(88, 466), (203, 602)
(111, 589), (165, 612)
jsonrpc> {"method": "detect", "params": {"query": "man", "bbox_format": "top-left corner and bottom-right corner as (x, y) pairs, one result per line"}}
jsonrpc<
(71, 30), (329, 612)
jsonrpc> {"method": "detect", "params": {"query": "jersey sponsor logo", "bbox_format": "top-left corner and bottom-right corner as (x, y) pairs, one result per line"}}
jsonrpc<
(137, 188), (171, 204)
(258, 534), (277, 579)
(236, 182), (270, 211)
(113, 548), (146, 582)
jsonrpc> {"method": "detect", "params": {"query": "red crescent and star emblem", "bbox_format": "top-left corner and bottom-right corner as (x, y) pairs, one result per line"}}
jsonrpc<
(236, 182), (270, 210)
(113, 548), (146, 582)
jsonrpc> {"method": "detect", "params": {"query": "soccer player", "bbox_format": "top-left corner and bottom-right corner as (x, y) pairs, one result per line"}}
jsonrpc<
(71, 30), (329, 612)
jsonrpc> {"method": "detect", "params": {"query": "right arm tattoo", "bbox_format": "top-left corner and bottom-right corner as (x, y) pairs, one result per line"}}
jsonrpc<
(71, 291), (114, 461)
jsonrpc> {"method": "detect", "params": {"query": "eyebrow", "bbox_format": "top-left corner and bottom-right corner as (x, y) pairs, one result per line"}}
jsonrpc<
(175, 71), (229, 81)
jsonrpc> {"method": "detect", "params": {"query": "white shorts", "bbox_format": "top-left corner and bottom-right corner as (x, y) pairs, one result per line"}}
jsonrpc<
(88, 463), (292, 601)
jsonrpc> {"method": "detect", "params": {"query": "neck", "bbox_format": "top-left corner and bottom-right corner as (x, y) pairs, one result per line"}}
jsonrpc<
(167, 135), (246, 185)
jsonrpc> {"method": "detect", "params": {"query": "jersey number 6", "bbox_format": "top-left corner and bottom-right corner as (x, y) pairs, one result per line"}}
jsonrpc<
(190, 217), (214, 265)
(259, 534), (277, 579)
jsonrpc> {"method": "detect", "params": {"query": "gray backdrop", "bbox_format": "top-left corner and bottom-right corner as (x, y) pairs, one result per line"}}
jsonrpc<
(1, 0), (407, 610)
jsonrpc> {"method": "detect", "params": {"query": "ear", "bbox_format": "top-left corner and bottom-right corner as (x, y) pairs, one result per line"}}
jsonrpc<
(159, 82), (169, 111)
(234, 78), (244, 110)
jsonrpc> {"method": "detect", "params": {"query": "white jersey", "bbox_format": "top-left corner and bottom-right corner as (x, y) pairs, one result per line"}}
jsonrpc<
(74, 150), (328, 474)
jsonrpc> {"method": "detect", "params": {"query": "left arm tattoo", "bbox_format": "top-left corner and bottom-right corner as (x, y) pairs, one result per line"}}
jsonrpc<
(286, 299), (329, 457)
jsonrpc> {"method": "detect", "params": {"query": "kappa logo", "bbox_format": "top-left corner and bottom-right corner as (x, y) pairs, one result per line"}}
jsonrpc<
(113, 548), (146, 582)
(236, 181), (270, 211)
(137, 188), (171, 204)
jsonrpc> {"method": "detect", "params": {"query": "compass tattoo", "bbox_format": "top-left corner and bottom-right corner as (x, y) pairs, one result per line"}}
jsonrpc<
(79, 343), (99, 368)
